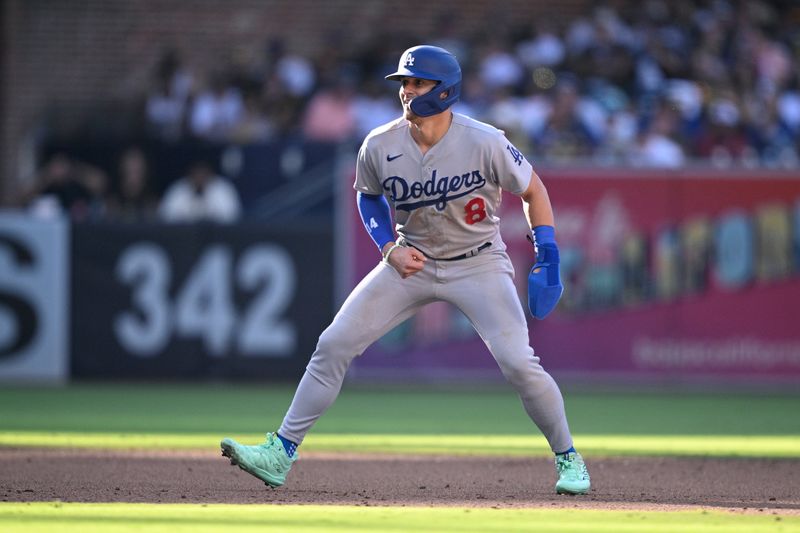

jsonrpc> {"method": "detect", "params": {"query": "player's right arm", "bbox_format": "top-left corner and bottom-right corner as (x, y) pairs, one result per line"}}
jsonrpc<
(356, 194), (426, 278)
(354, 139), (426, 278)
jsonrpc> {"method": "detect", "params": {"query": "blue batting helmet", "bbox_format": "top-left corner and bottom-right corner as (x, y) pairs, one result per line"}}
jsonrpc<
(385, 45), (462, 117)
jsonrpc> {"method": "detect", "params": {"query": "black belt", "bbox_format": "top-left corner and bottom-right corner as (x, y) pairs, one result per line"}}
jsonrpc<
(430, 242), (491, 261)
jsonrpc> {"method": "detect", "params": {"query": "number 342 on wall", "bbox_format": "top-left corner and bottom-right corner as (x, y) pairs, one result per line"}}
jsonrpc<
(113, 243), (296, 359)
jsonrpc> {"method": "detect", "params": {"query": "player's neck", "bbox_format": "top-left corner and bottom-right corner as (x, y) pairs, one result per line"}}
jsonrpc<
(408, 111), (453, 155)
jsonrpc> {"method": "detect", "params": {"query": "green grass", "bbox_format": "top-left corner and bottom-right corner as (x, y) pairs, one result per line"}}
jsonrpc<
(1, 383), (798, 435)
(1, 503), (797, 533)
(0, 384), (798, 457)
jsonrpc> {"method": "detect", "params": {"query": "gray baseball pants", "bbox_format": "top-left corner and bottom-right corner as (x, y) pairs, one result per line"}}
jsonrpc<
(278, 247), (574, 454)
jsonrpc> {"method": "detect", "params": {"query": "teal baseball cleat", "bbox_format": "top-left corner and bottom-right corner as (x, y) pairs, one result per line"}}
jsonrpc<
(220, 432), (297, 487)
(555, 451), (591, 495)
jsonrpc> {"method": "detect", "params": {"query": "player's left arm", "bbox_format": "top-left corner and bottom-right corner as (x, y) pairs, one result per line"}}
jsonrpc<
(520, 169), (554, 228)
(519, 170), (563, 320)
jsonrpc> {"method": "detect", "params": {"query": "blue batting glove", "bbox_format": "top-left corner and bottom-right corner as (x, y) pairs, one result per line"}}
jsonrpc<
(527, 226), (563, 320)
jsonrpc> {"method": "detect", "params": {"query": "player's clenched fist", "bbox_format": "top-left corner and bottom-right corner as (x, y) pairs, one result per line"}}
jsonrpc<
(384, 244), (427, 278)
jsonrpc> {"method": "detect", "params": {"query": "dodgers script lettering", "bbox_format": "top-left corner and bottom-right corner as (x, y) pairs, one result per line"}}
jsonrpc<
(382, 170), (487, 212)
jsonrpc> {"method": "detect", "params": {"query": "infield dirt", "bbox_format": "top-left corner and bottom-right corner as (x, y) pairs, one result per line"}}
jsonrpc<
(1, 448), (798, 514)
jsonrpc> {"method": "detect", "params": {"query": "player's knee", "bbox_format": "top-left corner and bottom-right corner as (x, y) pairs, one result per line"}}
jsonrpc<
(304, 329), (358, 385)
(497, 351), (544, 387)
(313, 323), (359, 365)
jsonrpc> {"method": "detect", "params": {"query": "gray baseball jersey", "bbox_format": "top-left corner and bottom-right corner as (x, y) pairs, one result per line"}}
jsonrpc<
(354, 113), (533, 258)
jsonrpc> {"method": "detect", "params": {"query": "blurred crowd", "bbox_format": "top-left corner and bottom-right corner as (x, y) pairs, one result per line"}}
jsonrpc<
(19, 0), (800, 222)
(140, 0), (800, 168)
(23, 147), (241, 223)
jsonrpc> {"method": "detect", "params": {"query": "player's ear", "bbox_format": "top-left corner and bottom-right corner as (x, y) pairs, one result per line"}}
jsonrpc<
(439, 90), (449, 101)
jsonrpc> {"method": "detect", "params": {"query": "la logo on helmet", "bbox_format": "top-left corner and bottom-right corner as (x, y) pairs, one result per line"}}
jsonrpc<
(404, 54), (415, 67)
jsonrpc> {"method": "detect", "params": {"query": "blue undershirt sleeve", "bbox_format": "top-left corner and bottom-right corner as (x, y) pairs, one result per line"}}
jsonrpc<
(356, 192), (394, 251)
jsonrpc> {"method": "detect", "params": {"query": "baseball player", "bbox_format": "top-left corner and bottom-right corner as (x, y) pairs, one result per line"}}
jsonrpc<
(221, 45), (591, 495)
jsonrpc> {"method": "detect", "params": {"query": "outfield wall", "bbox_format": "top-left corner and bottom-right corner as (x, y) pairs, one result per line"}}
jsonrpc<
(0, 217), (333, 383)
(1, 169), (799, 385)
